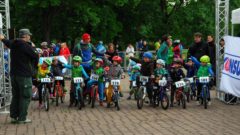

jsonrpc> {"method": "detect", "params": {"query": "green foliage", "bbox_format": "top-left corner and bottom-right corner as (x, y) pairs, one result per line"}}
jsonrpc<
(9, 0), (240, 48)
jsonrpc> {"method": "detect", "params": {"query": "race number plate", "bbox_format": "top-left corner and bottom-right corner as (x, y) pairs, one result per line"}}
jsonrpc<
(199, 77), (210, 83)
(175, 81), (186, 88)
(73, 77), (83, 83)
(55, 76), (63, 81)
(90, 74), (99, 81)
(111, 79), (120, 86)
(41, 78), (51, 83)
(140, 76), (149, 83)
(159, 80), (167, 87)
(132, 81), (137, 87)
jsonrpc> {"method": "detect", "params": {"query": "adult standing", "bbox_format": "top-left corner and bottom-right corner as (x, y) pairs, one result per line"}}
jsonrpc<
(157, 35), (171, 62)
(95, 41), (106, 58)
(207, 35), (216, 72)
(126, 44), (135, 58)
(59, 42), (71, 60)
(139, 40), (148, 59)
(105, 43), (118, 63)
(73, 33), (104, 74)
(188, 32), (209, 60)
(0, 29), (39, 124)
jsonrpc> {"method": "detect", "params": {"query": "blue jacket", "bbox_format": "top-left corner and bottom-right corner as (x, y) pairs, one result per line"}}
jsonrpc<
(130, 72), (141, 81)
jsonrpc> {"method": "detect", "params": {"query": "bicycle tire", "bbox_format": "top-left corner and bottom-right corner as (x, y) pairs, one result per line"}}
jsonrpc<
(91, 87), (96, 108)
(44, 86), (49, 111)
(203, 87), (208, 109)
(56, 86), (59, 106)
(78, 89), (83, 110)
(161, 93), (169, 110)
(137, 87), (144, 109)
(182, 93), (186, 109)
(115, 92), (120, 111)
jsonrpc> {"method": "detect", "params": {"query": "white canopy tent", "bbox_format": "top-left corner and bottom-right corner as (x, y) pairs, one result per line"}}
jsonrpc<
(231, 8), (240, 35)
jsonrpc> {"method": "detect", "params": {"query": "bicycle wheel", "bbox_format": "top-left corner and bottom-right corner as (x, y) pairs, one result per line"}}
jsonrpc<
(55, 86), (59, 106)
(114, 92), (120, 111)
(161, 93), (169, 110)
(181, 93), (186, 109)
(203, 87), (208, 109)
(133, 88), (138, 100)
(137, 87), (144, 109)
(78, 89), (83, 110)
(44, 86), (50, 111)
(91, 87), (97, 108)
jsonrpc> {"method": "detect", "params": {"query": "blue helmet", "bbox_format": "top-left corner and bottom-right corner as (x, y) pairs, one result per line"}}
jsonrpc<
(143, 52), (153, 59)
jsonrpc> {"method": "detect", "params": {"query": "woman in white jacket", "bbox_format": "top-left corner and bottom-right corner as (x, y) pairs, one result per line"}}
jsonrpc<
(126, 44), (135, 57)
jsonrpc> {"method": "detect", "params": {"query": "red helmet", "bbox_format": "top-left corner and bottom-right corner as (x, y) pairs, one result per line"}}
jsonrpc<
(82, 33), (91, 41)
(112, 56), (122, 63)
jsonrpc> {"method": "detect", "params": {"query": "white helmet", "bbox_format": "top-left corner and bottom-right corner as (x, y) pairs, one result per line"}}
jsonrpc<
(156, 59), (165, 66)
(41, 42), (48, 46)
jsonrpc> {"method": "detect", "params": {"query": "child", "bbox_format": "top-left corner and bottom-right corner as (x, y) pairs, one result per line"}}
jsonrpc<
(51, 57), (66, 95)
(183, 58), (198, 99)
(152, 59), (169, 106)
(184, 58), (197, 78)
(191, 55), (214, 105)
(64, 56), (89, 107)
(169, 58), (185, 107)
(41, 42), (50, 57)
(154, 59), (168, 79)
(130, 52), (154, 104)
(37, 59), (52, 108)
(127, 64), (141, 100)
(104, 56), (125, 104)
(127, 60), (137, 76)
(173, 40), (181, 58)
(87, 58), (105, 106)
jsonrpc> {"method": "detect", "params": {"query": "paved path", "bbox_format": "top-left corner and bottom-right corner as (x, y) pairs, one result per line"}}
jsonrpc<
(0, 78), (240, 135)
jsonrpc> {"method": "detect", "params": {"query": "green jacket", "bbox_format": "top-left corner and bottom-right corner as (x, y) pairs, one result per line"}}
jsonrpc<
(167, 46), (174, 65)
(154, 68), (168, 77)
(157, 41), (168, 62)
(92, 67), (104, 82)
(197, 65), (211, 77)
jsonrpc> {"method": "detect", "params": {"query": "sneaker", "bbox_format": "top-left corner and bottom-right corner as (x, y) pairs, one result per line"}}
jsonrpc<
(127, 96), (131, 100)
(10, 118), (18, 124)
(18, 118), (32, 124)
(196, 101), (200, 105)
(208, 101), (211, 106)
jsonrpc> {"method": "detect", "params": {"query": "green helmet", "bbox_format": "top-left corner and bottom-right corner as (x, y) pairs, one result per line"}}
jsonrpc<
(132, 65), (141, 70)
(200, 55), (210, 63)
(73, 56), (82, 62)
(44, 59), (52, 66)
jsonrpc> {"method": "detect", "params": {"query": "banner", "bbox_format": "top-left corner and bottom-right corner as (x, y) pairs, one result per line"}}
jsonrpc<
(220, 36), (240, 97)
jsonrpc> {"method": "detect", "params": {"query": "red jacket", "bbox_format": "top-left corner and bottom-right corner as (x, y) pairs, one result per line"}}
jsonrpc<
(59, 47), (70, 60)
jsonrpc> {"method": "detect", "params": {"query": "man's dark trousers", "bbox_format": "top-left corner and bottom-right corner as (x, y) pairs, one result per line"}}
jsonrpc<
(10, 75), (32, 121)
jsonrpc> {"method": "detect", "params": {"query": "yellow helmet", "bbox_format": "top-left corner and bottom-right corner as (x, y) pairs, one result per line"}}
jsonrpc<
(200, 55), (210, 63)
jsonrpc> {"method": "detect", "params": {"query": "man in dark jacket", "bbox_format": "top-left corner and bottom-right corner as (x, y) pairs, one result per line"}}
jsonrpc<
(188, 32), (209, 60)
(207, 35), (216, 73)
(0, 29), (39, 124)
